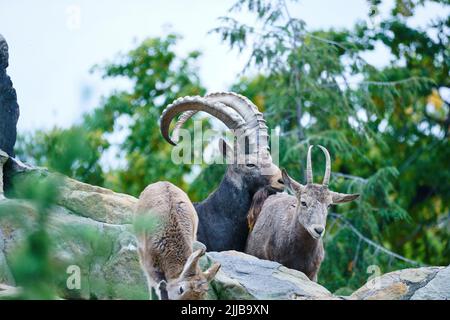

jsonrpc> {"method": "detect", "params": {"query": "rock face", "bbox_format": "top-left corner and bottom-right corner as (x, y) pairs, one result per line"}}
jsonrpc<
(0, 167), (449, 300)
(410, 265), (450, 300)
(205, 251), (335, 300)
(349, 266), (448, 300)
(0, 168), (145, 299)
(0, 34), (20, 157)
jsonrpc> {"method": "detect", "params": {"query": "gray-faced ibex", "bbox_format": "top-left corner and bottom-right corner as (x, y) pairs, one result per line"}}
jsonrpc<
(245, 145), (360, 282)
(135, 181), (220, 300)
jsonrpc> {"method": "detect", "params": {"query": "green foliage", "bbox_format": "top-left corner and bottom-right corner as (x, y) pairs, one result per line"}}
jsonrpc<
(86, 34), (206, 197)
(0, 173), (63, 299)
(16, 126), (107, 186)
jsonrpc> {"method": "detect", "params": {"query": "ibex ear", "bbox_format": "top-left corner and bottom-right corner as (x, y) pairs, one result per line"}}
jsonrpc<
(330, 191), (360, 204)
(218, 138), (234, 164)
(180, 248), (205, 278)
(282, 169), (304, 195)
(204, 262), (221, 282)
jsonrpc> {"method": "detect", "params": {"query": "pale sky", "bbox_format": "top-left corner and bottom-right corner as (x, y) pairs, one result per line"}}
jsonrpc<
(0, 0), (447, 133)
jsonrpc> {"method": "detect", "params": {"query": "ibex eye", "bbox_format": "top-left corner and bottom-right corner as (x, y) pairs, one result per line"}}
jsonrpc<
(246, 163), (256, 168)
(179, 287), (184, 294)
(301, 201), (307, 207)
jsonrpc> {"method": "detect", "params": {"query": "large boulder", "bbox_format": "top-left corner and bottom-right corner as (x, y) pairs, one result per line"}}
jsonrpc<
(349, 266), (448, 300)
(0, 166), (145, 299)
(205, 251), (335, 300)
(0, 199), (147, 299)
(0, 34), (20, 157)
(410, 265), (450, 300)
(7, 164), (136, 224)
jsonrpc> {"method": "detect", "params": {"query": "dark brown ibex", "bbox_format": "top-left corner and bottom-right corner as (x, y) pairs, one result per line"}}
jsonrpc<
(245, 145), (359, 281)
(160, 92), (285, 252)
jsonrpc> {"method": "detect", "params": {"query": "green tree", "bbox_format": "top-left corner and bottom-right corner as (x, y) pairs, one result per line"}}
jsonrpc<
(353, 0), (450, 267)
(16, 126), (107, 186)
(212, 0), (449, 292)
(86, 34), (206, 196)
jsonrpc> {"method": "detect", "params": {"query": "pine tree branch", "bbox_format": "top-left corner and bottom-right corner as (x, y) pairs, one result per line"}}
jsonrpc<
(332, 172), (368, 184)
(295, 76), (431, 92)
(329, 213), (425, 266)
(361, 77), (431, 86)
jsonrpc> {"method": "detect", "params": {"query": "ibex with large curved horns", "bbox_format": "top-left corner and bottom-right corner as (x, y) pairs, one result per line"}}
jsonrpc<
(245, 145), (359, 281)
(160, 92), (284, 252)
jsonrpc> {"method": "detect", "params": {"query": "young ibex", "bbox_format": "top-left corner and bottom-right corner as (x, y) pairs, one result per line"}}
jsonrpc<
(160, 92), (285, 252)
(245, 145), (359, 281)
(135, 181), (221, 300)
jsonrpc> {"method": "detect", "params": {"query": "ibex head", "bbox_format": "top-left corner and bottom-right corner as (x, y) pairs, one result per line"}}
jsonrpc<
(160, 248), (220, 300)
(282, 145), (359, 239)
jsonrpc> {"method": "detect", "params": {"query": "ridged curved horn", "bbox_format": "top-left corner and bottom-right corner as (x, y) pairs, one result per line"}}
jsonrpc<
(161, 92), (269, 152)
(317, 145), (331, 186)
(306, 145), (314, 184)
(160, 96), (246, 145)
(205, 92), (269, 151)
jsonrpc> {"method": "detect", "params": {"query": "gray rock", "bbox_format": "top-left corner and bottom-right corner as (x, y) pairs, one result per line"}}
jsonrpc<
(349, 266), (444, 300)
(411, 265), (450, 300)
(0, 34), (19, 157)
(0, 199), (147, 300)
(206, 251), (335, 300)
(58, 175), (137, 224)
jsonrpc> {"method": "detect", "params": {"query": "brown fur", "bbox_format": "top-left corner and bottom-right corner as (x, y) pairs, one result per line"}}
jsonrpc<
(135, 181), (220, 300)
(247, 187), (276, 231)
